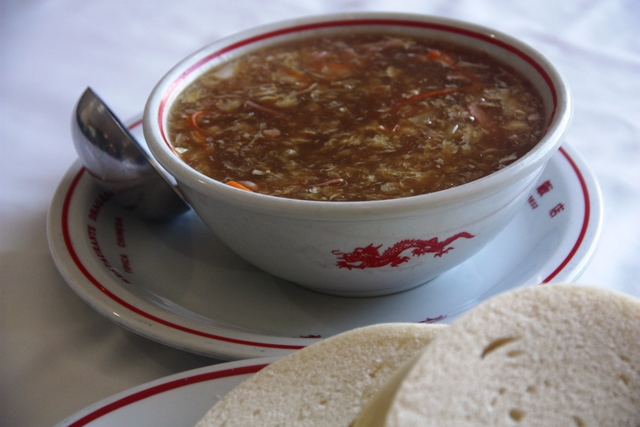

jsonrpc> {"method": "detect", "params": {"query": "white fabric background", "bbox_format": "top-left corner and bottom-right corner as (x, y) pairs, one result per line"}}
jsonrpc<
(1, 1), (638, 426)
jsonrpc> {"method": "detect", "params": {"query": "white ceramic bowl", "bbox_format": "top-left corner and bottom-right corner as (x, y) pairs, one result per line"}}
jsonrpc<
(144, 12), (572, 296)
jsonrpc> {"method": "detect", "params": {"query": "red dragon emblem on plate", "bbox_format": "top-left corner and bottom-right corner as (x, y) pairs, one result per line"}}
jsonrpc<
(332, 232), (475, 270)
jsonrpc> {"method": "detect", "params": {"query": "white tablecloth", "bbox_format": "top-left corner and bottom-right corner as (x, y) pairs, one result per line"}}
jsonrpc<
(1, 1), (638, 425)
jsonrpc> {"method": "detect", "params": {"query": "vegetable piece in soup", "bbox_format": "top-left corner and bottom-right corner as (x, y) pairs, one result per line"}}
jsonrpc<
(167, 34), (545, 201)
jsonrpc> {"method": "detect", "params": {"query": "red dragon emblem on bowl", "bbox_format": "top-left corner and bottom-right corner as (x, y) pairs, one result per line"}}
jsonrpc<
(332, 232), (475, 270)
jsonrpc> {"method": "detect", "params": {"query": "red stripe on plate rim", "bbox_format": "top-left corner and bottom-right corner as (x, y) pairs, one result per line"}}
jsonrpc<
(65, 363), (267, 427)
(541, 146), (591, 283)
(60, 167), (304, 351)
(61, 144), (591, 347)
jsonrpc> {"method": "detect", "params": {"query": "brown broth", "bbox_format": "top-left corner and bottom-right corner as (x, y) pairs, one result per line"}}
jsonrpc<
(168, 34), (545, 201)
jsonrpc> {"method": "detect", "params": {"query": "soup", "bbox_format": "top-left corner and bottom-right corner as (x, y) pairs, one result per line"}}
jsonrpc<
(167, 33), (545, 201)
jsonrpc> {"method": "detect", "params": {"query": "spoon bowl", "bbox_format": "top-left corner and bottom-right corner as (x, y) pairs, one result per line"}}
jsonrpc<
(72, 88), (189, 220)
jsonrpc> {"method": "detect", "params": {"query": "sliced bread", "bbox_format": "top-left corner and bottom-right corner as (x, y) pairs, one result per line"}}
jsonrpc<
(354, 284), (640, 427)
(195, 323), (445, 427)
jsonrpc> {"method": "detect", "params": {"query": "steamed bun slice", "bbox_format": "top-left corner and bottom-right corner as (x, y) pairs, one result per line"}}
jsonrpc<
(354, 284), (640, 427)
(195, 323), (445, 427)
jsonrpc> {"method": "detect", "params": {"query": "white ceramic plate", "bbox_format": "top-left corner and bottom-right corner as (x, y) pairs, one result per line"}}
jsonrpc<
(47, 120), (602, 360)
(54, 357), (278, 427)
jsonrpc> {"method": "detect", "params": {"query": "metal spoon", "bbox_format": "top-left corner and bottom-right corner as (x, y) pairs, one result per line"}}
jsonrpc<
(72, 87), (189, 220)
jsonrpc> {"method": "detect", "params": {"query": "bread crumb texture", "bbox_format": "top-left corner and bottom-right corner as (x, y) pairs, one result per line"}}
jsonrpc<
(359, 284), (640, 427)
(195, 323), (445, 427)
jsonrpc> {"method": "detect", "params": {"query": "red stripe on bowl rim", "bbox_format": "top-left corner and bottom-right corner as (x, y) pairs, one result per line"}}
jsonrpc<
(158, 17), (558, 150)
